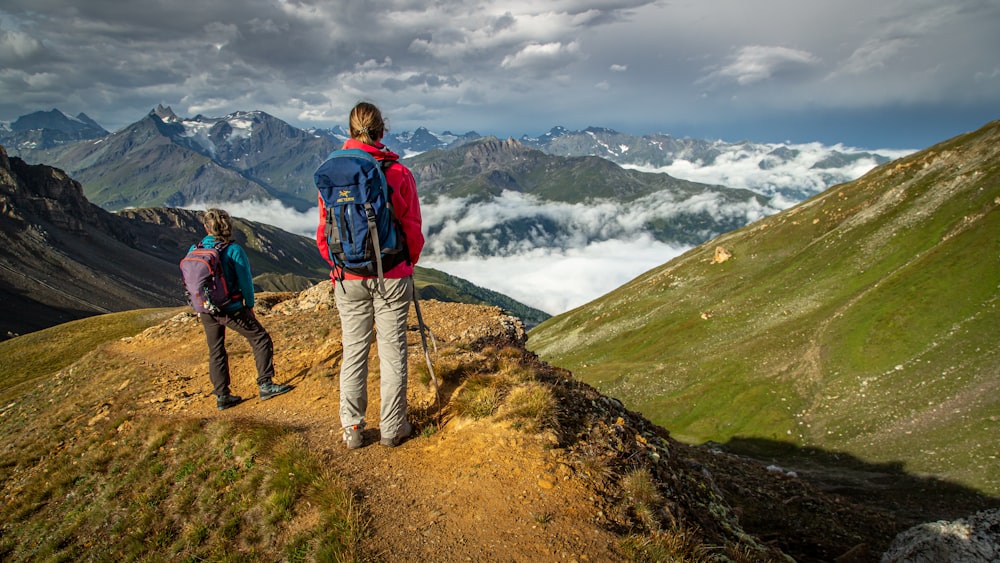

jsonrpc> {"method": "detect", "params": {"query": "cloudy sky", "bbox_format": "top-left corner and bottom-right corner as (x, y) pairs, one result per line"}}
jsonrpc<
(2, 0), (998, 150)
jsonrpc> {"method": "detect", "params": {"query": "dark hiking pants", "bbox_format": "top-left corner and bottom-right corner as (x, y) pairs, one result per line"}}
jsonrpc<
(200, 307), (275, 397)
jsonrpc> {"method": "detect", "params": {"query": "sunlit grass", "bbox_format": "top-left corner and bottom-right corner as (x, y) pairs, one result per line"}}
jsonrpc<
(0, 307), (181, 394)
(0, 416), (361, 562)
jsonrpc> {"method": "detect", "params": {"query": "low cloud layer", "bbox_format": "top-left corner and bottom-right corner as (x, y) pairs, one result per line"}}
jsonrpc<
(191, 183), (774, 314)
(187, 135), (907, 314)
(422, 237), (688, 314)
(627, 142), (915, 203)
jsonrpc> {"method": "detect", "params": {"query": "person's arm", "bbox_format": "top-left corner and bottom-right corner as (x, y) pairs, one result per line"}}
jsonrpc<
(228, 244), (256, 308)
(387, 163), (424, 264)
(315, 193), (337, 268)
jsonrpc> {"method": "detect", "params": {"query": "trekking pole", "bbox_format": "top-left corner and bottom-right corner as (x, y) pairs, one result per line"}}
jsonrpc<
(411, 282), (441, 426)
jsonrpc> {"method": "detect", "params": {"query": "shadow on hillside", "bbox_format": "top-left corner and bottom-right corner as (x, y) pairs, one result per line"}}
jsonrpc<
(0, 290), (97, 341)
(714, 436), (1000, 526)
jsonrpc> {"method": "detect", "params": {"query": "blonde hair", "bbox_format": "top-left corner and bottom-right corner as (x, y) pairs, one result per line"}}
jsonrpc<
(202, 208), (233, 242)
(349, 102), (386, 145)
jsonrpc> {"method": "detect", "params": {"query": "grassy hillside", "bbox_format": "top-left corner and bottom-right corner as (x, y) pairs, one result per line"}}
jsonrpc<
(528, 121), (1000, 495)
(0, 309), (360, 561)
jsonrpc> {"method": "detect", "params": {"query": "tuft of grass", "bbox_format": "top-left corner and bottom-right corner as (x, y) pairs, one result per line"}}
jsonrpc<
(495, 346), (536, 382)
(453, 375), (508, 419)
(416, 348), (477, 386)
(576, 445), (615, 484)
(620, 468), (664, 531)
(532, 512), (553, 526)
(620, 527), (711, 563)
(499, 382), (558, 433)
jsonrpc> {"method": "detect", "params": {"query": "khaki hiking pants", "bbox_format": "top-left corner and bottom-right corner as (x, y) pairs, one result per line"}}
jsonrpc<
(334, 276), (413, 440)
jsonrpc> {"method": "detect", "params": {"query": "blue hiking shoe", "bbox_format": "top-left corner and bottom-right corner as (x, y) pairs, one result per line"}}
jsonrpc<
(217, 394), (243, 411)
(259, 382), (293, 401)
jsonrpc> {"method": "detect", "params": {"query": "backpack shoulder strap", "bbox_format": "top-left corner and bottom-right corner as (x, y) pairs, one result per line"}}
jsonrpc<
(213, 241), (241, 299)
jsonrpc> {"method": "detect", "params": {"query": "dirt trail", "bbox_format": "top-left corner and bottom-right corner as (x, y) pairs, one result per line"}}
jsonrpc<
(117, 290), (623, 562)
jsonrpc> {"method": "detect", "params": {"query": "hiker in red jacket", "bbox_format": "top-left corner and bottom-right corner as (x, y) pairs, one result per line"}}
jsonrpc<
(316, 101), (425, 449)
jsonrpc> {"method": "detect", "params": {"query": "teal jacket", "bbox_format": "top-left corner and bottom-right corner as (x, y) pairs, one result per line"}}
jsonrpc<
(194, 235), (255, 312)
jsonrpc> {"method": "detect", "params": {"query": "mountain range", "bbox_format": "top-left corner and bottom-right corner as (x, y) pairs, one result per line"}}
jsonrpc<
(0, 146), (548, 339)
(529, 119), (1000, 498)
(2, 108), (899, 258)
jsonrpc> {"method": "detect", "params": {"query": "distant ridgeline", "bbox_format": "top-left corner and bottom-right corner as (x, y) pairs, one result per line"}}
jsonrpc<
(5, 107), (898, 263)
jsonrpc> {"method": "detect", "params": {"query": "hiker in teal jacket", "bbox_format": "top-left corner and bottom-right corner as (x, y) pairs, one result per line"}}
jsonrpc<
(195, 208), (293, 410)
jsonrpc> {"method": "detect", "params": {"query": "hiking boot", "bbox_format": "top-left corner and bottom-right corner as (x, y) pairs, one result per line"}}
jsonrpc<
(217, 394), (243, 411)
(259, 382), (293, 401)
(343, 424), (365, 450)
(380, 420), (413, 448)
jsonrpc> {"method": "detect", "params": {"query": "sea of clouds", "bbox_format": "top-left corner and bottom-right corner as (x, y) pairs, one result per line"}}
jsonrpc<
(190, 141), (912, 316)
(191, 196), (694, 314)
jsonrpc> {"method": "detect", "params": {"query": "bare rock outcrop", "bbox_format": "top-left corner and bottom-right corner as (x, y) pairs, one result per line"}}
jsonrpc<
(882, 508), (1000, 562)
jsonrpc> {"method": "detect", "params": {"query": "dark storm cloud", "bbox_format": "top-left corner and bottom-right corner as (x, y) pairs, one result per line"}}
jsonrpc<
(0, 0), (996, 146)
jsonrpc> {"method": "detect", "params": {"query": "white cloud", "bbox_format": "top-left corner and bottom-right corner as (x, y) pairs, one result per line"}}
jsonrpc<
(422, 236), (688, 314)
(834, 37), (912, 76)
(184, 199), (319, 239)
(500, 41), (581, 71)
(0, 29), (42, 64)
(701, 45), (820, 86)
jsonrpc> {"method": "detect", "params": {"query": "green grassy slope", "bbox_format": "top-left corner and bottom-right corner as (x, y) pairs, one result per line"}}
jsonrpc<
(528, 121), (1000, 495)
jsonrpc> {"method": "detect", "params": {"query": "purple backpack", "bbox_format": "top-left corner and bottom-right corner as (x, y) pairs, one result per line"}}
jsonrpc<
(179, 242), (240, 314)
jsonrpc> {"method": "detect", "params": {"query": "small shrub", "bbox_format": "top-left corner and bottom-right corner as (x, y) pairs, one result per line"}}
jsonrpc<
(620, 527), (710, 562)
(417, 349), (475, 386)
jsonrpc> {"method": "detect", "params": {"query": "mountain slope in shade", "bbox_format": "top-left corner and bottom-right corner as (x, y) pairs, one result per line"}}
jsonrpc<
(528, 120), (1000, 496)
(0, 109), (109, 151)
(0, 145), (182, 336)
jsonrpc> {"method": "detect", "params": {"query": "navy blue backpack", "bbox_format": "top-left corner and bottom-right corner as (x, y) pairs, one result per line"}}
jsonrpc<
(314, 149), (405, 290)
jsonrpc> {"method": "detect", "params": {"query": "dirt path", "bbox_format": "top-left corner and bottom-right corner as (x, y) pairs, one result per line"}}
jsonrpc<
(117, 290), (624, 561)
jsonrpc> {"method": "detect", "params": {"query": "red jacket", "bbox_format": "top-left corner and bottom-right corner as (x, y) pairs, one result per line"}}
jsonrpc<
(316, 139), (424, 282)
